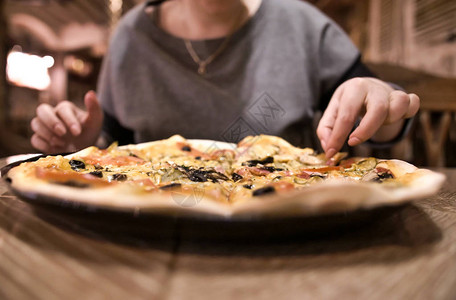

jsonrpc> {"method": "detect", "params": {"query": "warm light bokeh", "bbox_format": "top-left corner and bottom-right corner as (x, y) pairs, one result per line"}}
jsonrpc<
(6, 50), (54, 91)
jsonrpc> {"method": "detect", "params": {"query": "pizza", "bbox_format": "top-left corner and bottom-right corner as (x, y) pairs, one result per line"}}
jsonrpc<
(5, 135), (446, 218)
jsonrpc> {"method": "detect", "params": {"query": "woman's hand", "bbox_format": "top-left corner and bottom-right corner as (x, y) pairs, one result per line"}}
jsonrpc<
(317, 77), (420, 158)
(31, 90), (103, 153)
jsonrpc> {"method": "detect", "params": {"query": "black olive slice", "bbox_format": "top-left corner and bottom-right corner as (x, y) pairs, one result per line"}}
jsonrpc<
(159, 183), (182, 190)
(89, 170), (103, 178)
(252, 186), (275, 196)
(242, 156), (274, 167)
(232, 172), (243, 182)
(69, 159), (85, 171)
(112, 173), (127, 181)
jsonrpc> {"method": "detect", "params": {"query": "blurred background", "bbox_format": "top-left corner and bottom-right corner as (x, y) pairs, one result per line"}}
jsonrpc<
(0, 0), (455, 167)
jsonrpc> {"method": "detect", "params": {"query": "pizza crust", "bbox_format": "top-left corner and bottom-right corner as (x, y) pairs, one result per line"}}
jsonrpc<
(230, 166), (446, 218)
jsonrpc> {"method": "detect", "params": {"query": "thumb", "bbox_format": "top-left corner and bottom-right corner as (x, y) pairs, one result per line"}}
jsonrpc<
(83, 90), (103, 125)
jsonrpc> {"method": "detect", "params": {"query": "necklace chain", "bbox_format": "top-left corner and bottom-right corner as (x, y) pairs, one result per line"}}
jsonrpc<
(184, 9), (245, 75)
(184, 37), (233, 75)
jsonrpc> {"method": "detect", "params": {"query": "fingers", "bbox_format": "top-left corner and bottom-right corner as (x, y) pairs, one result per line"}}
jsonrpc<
(83, 90), (103, 125)
(35, 101), (83, 137)
(318, 77), (421, 158)
(30, 118), (65, 147)
(317, 86), (343, 152)
(55, 102), (82, 136)
(31, 134), (50, 153)
(31, 99), (88, 153)
(35, 104), (67, 137)
(350, 91), (420, 145)
(316, 101), (336, 152)
(386, 92), (420, 122)
(406, 93), (420, 118)
(348, 94), (388, 146)
(321, 79), (368, 157)
(32, 104), (69, 153)
(384, 91), (410, 123)
(31, 91), (104, 153)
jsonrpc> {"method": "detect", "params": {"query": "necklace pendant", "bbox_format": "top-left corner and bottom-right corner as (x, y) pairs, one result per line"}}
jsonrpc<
(198, 64), (206, 75)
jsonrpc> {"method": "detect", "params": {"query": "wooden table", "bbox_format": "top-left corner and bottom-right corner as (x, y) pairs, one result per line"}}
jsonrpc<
(1, 157), (456, 300)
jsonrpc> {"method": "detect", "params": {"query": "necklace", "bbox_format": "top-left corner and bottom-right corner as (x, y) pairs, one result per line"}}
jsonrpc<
(183, 8), (246, 75)
(184, 37), (232, 75)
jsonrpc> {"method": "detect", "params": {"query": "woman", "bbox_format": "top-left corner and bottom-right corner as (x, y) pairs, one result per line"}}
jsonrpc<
(30, 0), (419, 158)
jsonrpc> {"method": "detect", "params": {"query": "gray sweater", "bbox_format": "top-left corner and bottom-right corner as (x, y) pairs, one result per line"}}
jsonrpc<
(97, 0), (360, 148)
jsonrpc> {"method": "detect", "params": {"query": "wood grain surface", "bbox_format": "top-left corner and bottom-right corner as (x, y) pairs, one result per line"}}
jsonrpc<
(1, 157), (455, 300)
